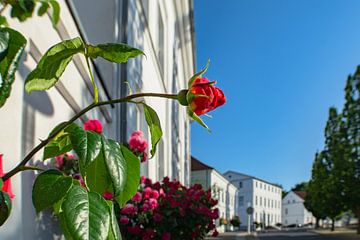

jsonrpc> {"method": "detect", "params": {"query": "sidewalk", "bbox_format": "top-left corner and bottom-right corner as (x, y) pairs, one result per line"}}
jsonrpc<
(206, 231), (256, 240)
(311, 228), (359, 237)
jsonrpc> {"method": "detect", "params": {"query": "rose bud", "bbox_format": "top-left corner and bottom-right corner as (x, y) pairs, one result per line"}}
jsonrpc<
(177, 61), (226, 129)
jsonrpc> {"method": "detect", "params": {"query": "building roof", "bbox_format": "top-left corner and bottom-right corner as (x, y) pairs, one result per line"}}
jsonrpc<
(224, 170), (282, 189)
(294, 191), (306, 200)
(191, 156), (214, 171)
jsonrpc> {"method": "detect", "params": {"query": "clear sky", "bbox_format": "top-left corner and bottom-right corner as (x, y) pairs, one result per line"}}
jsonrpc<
(191, 0), (360, 191)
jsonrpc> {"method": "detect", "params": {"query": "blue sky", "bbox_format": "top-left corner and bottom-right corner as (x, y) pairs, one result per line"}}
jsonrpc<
(191, 0), (360, 190)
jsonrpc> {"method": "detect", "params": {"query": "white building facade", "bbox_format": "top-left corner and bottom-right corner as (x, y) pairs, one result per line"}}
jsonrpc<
(282, 191), (315, 227)
(224, 171), (283, 229)
(0, 0), (195, 239)
(191, 157), (238, 233)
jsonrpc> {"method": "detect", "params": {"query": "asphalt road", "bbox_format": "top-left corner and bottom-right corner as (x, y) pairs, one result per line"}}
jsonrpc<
(212, 229), (360, 240)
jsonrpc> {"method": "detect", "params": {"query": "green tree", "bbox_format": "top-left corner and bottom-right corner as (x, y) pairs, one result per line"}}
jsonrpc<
(291, 181), (308, 192)
(342, 69), (360, 234)
(305, 152), (327, 229)
(322, 107), (347, 231)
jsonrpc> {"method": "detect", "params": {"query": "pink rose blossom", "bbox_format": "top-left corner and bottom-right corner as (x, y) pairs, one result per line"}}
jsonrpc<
(119, 216), (130, 225)
(132, 192), (142, 202)
(84, 119), (103, 133)
(128, 130), (148, 153)
(140, 176), (147, 184)
(161, 232), (171, 240)
(54, 155), (64, 168)
(127, 225), (141, 235)
(143, 187), (152, 199)
(148, 198), (158, 209)
(121, 203), (137, 215)
(150, 190), (159, 199)
(102, 191), (113, 200)
(140, 203), (151, 212)
(153, 213), (163, 222)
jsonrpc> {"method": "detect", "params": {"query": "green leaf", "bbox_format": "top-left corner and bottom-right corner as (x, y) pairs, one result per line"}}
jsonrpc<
(43, 134), (72, 160)
(102, 139), (127, 197)
(65, 124), (102, 174)
(0, 191), (12, 226)
(43, 122), (73, 160)
(10, 1), (35, 22)
(84, 149), (112, 195)
(25, 37), (85, 93)
(0, 28), (27, 108)
(106, 201), (122, 240)
(85, 138), (126, 198)
(0, 179), (3, 189)
(49, 0), (60, 27)
(32, 169), (73, 213)
(143, 103), (162, 157)
(59, 212), (74, 240)
(0, 30), (9, 61)
(188, 59), (210, 88)
(0, 16), (9, 27)
(187, 107), (210, 130)
(115, 146), (140, 207)
(37, 2), (49, 16)
(61, 185), (110, 240)
(86, 43), (144, 63)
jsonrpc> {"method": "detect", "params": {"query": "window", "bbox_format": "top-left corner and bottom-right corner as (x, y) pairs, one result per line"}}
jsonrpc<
(239, 181), (243, 188)
(271, 199), (273, 208)
(228, 175), (232, 179)
(255, 212), (257, 221)
(239, 196), (244, 206)
(264, 198), (266, 207)
(255, 181), (258, 188)
(292, 200), (295, 203)
(260, 183), (262, 189)
(260, 197), (262, 206)
(268, 199), (270, 207)
(285, 208), (288, 215)
(255, 196), (258, 206)
(287, 200), (290, 204)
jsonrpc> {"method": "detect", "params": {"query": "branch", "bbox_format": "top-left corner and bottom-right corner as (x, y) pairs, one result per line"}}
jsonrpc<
(2, 92), (178, 181)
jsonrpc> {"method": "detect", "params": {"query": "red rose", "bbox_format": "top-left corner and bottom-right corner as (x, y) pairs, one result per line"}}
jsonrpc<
(189, 77), (226, 116)
(0, 154), (15, 200)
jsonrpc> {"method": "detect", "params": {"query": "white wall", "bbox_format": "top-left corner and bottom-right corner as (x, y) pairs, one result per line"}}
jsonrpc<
(126, 0), (193, 185)
(0, 0), (195, 239)
(224, 171), (282, 228)
(0, 1), (113, 239)
(282, 191), (315, 226)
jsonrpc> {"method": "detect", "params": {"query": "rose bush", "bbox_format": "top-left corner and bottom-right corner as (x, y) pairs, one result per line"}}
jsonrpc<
(118, 177), (219, 240)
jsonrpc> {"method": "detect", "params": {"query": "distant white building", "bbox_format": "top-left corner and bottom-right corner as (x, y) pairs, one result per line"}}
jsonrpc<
(282, 191), (315, 227)
(191, 157), (238, 233)
(223, 171), (283, 229)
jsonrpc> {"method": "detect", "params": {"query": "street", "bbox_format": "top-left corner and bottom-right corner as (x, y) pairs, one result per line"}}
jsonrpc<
(208, 229), (360, 240)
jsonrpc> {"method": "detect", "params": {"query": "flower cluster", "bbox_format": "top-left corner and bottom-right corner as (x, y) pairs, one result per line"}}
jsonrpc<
(128, 131), (148, 162)
(83, 119), (103, 133)
(119, 177), (219, 240)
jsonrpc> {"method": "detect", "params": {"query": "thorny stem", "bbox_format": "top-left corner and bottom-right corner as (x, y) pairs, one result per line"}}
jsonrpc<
(2, 92), (178, 181)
